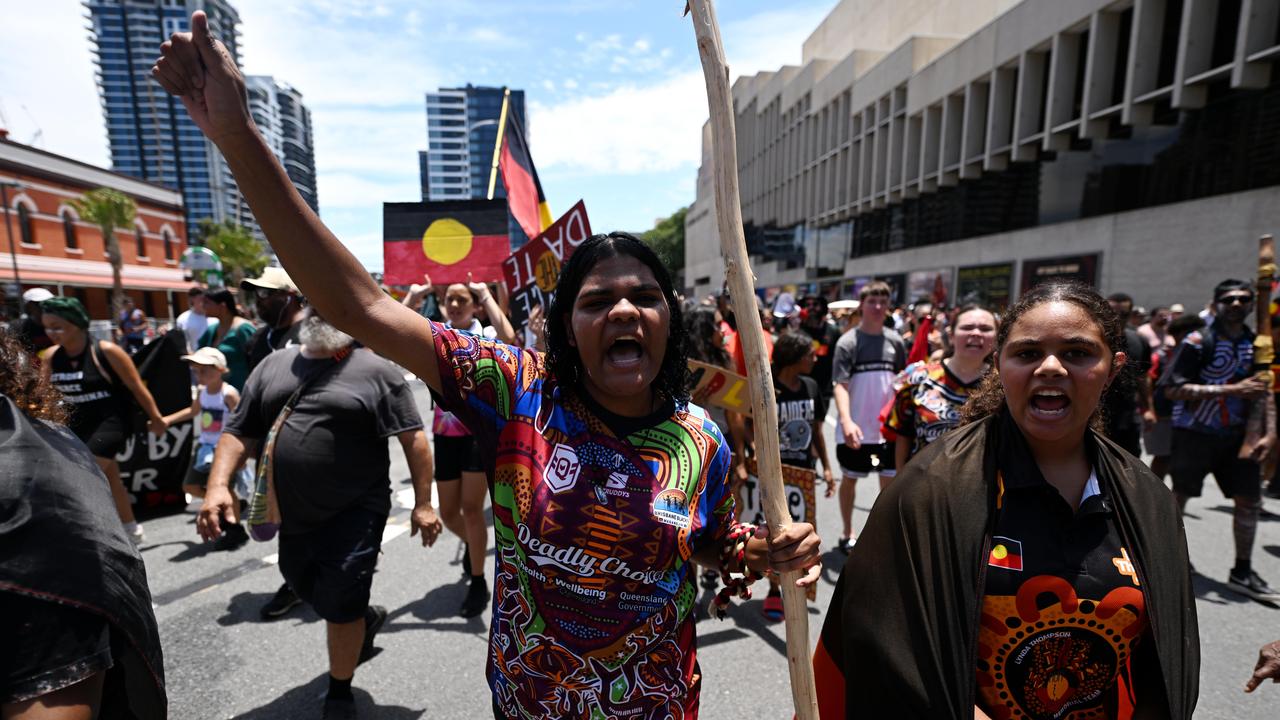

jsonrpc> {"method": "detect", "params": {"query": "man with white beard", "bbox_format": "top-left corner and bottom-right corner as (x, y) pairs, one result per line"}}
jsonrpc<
(199, 308), (441, 719)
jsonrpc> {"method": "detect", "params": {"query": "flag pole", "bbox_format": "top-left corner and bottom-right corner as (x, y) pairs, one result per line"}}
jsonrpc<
(684, 2), (819, 718)
(486, 88), (511, 200)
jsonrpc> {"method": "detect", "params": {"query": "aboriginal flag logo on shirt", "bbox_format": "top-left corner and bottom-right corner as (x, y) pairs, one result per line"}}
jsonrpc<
(382, 199), (509, 285)
(989, 536), (1024, 571)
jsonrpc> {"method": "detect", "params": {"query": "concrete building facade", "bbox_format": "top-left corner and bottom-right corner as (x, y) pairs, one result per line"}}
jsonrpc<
(685, 0), (1280, 309)
(1, 135), (193, 322)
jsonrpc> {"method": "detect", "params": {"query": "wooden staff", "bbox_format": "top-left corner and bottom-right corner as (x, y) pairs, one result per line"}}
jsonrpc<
(1242, 234), (1278, 472)
(684, 2), (819, 718)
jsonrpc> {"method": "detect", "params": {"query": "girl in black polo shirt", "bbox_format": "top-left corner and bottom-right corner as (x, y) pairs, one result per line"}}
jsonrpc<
(814, 281), (1199, 719)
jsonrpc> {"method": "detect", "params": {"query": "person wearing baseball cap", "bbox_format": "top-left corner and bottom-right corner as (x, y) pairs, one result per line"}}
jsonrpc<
(9, 288), (55, 353)
(242, 267), (305, 373)
(162, 345), (251, 550)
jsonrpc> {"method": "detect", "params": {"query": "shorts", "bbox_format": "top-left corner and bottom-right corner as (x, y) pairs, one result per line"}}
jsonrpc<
(0, 592), (113, 704)
(1169, 429), (1261, 500)
(434, 434), (484, 480)
(837, 442), (897, 478)
(71, 414), (129, 459)
(278, 507), (385, 623)
(1143, 418), (1173, 458)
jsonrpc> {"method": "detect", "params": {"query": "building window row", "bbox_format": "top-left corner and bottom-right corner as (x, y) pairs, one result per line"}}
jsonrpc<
(732, 0), (1280, 265)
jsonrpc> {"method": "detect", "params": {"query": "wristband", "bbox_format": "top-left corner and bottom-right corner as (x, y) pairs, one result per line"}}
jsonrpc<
(709, 521), (764, 620)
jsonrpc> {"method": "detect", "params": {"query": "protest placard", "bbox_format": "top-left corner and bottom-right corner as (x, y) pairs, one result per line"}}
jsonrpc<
(741, 458), (818, 601)
(502, 200), (591, 330)
(687, 359), (752, 416)
(117, 331), (194, 519)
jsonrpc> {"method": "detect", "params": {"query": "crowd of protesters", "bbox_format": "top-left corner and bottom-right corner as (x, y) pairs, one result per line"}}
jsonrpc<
(10, 255), (1280, 718)
(3, 9), (1280, 720)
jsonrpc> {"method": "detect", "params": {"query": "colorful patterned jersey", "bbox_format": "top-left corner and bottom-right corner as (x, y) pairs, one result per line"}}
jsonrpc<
(883, 361), (982, 456)
(977, 472), (1149, 720)
(431, 323), (735, 719)
(1168, 328), (1255, 435)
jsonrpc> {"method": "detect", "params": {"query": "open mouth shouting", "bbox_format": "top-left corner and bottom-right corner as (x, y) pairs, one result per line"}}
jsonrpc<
(606, 334), (646, 370)
(1028, 388), (1070, 420)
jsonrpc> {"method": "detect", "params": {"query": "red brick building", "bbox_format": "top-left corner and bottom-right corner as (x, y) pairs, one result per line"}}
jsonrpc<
(1, 133), (193, 322)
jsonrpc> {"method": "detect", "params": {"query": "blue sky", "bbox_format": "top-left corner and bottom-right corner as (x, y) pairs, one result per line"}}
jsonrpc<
(0, 0), (837, 271)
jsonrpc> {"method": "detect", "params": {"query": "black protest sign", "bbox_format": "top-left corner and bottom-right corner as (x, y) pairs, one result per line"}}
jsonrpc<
(115, 331), (194, 519)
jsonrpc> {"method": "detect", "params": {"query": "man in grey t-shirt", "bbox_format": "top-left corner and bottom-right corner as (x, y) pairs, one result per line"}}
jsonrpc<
(198, 310), (441, 717)
(831, 282), (907, 554)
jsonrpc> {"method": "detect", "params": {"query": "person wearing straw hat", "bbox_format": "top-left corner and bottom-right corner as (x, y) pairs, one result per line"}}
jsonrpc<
(242, 266), (306, 373)
(162, 346), (251, 550)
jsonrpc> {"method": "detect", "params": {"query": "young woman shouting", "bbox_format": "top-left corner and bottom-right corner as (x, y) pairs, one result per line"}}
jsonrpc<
(815, 282), (1199, 719)
(883, 303), (998, 470)
(156, 16), (821, 719)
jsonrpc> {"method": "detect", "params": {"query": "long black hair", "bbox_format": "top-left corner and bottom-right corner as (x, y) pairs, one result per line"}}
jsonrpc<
(684, 305), (730, 369)
(545, 232), (690, 406)
(960, 281), (1124, 429)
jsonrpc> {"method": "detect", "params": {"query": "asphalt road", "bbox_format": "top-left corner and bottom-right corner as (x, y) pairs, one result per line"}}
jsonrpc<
(140, 380), (1280, 719)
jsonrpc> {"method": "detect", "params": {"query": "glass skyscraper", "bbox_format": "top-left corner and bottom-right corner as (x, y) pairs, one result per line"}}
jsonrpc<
(85, 0), (245, 243)
(420, 85), (527, 201)
(420, 85), (530, 246)
(246, 75), (319, 221)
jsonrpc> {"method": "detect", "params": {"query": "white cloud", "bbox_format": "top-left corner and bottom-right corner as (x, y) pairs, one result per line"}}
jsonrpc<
(0, 5), (109, 167)
(237, 1), (443, 109)
(563, 78), (579, 90)
(530, 72), (705, 175)
(530, 3), (837, 178)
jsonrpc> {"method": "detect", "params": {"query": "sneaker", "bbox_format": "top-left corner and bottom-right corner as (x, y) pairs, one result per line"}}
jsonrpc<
(125, 522), (145, 547)
(700, 568), (720, 590)
(321, 696), (357, 720)
(260, 583), (302, 620)
(762, 591), (784, 622)
(838, 536), (856, 555)
(459, 578), (488, 618)
(1228, 569), (1280, 603)
(213, 521), (249, 552)
(358, 605), (387, 665)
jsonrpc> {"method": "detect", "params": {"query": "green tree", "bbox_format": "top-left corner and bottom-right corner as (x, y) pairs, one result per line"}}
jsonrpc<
(196, 219), (269, 287)
(643, 205), (687, 273)
(73, 187), (137, 316)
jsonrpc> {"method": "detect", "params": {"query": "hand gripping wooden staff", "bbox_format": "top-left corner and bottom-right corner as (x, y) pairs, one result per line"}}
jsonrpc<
(684, 2), (820, 718)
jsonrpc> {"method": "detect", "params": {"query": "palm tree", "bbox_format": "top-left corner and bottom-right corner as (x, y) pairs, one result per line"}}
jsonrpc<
(73, 188), (137, 317)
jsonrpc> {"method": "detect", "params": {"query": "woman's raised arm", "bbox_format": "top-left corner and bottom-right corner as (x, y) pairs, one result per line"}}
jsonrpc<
(151, 11), (442, 393)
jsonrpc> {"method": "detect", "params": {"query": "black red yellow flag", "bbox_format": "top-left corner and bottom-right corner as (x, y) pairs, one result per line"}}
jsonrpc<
(499, 112), (553, 240)
(382, 199), (509, 285)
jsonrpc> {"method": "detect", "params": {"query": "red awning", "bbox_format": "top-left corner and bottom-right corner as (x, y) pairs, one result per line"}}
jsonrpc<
(0, 267), (192, 292)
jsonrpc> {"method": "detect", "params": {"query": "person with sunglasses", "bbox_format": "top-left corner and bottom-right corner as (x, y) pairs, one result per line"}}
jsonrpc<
(243, 267), (306, 374)
(1162, 279), (1279, 602)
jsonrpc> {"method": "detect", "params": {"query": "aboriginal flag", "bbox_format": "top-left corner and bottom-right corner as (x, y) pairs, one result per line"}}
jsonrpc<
(382, 199), (509, 285)
(499, 112), (553, 241)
